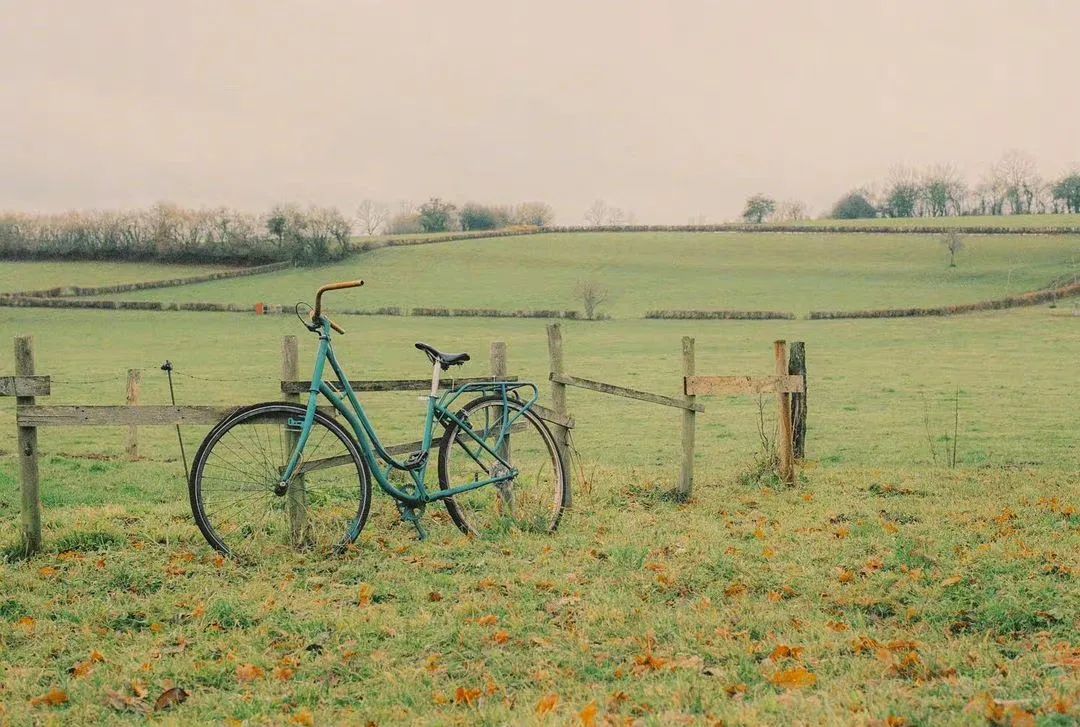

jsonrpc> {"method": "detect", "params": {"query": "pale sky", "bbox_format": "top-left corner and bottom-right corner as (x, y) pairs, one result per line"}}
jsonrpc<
(2, 0), (1078, 223)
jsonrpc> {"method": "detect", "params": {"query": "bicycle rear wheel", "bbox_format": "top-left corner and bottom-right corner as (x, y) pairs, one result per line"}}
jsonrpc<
(189, 402), (371, 559)
(438, 395), (569, 537)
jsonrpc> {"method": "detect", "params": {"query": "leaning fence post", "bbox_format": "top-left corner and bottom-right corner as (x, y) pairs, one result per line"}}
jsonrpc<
(125, 368), (141, 460)
(787, 342), (807, 460)
(281, 335), (308, 545)
(677, 336), (696, 500)
(545, 323), (572, 508)
(773, 340), (795, 485)
(15, 335), (42, 555)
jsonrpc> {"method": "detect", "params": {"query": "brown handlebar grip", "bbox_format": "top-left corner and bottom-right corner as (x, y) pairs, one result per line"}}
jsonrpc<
(313, 279), (364, 317)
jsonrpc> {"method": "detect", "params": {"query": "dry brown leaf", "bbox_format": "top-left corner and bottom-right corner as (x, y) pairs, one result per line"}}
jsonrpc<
(535, 692), (559, 716)
(291, 708), (316, 726)
(476, 614), (499, 626)
(579, 701), (598, 726)
(357, 583), (373, 606)
(837, 568), (856, 584)
(274, 666), (296, 681)
(455, 686), (481, 707)
(769, 644), (804, 662)
(492, 630), (510, 645)
(38, 566), (59, 578)
(153, 686), (189, 712)
(725, 683), (748, 698)
(30, 688), (69, 708)
(428, 591), (443, 602)
(769, 667), (817, 689)
(105, 689), (150, 715)
(236, 663), (265, 682)
(941, 575), (963, 587)
(826, 621), (849, 632)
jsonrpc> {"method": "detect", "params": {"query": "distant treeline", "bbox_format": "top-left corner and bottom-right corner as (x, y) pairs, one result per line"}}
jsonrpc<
(0, 204), (353, 265)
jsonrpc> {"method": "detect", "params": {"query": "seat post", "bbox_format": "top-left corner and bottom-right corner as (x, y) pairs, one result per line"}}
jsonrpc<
(429, 361), (442, 397)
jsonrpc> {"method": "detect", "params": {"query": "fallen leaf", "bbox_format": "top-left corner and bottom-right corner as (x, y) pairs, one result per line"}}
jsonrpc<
(357, 583), (373, 606)
(941, 575), (963, 587)
(579, 701), (598, 726)
(725, 683), (748, 698)
(492, 630), (510, 645)
(769, 644), (805, 662)
(291, 708), (315, 726)
(455, 686), (481, 707)
(153, 687), (189, 712)
(30, 688), (69, 708)
(769, 667), (817, 689)
(535, 693), (559, 716)
(275, 666), (296, 681)
(236, 664), (265, 682)
(16, 616), (35, 632)
(826, 621), (849, 632)
(38, 566), (59, 578)
(428, 591), (443, 602)
(105, 689), (150, 715)
(837, 568), (856, 584)
(476, 614), (499, 626)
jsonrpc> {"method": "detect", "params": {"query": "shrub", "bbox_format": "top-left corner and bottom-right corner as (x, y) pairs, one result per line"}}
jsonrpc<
(830, 192), (878, 219)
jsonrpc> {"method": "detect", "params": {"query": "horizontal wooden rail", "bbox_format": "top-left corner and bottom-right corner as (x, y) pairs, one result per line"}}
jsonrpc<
(550, 372), (705, 413)
(0, 375), (50, 397)
(17, 405), (239, 427)
(684, 375), (805, 396)
(281, 376), (518, 394)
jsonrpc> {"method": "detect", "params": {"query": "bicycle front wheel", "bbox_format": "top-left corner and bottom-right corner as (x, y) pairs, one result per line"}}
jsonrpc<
(189, 402), (371, 559)
(438, 395), (569, 537)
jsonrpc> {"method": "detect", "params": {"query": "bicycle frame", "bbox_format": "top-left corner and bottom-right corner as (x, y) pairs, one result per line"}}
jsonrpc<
(279, 319), (538, 509)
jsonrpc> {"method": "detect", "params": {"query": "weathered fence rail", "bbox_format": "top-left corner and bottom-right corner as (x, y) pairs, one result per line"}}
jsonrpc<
(544, 324), (807, 496)
(3, 335), (566, 555)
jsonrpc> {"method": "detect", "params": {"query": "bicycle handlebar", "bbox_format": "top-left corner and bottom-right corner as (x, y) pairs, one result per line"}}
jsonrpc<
(312, 279), (363, 335)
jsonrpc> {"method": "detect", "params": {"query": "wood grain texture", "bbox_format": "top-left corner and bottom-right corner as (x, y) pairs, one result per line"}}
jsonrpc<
(15, 335), (42, 555)
(17, 405), (237, 427)
(774, 341), (796, 485)
(0, 375), (50, 397)
(683, 375), (805, 396)
(551, 373), (705, 413)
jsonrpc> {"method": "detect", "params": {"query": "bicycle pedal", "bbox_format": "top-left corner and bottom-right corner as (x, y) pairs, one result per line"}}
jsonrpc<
(402, 450), (428, 471)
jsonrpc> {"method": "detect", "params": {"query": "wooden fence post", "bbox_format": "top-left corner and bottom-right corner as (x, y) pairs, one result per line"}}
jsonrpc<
(125, 369), (141, 460)
(787, 342), (807, 460)
(281, 335), (308, 545)
(773, 340), (795, 485)
(15, 335), (42, 555)
(490, 341), (507, 380)
(546, 323), (572, 507)
(677, 336), (696, 499)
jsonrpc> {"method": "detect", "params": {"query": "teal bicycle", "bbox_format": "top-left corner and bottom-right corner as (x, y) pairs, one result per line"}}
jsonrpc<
(188, 280), (570, 558)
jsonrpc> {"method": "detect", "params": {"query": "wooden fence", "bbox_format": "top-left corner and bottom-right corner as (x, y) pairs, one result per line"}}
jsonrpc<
(544, 324), (806, 496)
(4, 328), (804, 555)
(2, 334), (572, 556)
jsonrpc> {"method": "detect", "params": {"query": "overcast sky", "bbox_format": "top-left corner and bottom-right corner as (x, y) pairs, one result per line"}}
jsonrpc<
(2, 0), (1078, 223)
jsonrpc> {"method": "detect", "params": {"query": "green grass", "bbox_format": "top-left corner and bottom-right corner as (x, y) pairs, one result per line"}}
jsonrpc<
(791, 213), (1080, 229)
(98, 232), (1080, 316)
(0, 235), (1078, 722)
(0, 261), (237, 294)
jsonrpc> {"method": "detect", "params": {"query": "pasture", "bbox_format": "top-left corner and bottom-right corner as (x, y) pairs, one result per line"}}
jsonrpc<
(0, 230), (1078, 724)
(92, 231), (1080, 318)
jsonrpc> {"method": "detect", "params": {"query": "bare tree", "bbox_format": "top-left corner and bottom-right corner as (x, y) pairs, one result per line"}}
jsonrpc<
(607, 207), (627, 225)
(575, 279), (610, 320)
(512, 201), (554, 227)
(771, 200), (808, 222)
(940, 231), (965, 267)
(922, 165), (966, 217)
(994, 150), (1041, 214)
(584, 200), (609, 227)
(355, 199), (389, 236)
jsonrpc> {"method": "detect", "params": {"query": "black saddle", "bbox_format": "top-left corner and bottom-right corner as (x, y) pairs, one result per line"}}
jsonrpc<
(415, 342), (470, 370)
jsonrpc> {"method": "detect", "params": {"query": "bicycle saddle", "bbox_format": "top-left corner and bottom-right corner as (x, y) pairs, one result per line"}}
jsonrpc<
(415, 342), (470, 370)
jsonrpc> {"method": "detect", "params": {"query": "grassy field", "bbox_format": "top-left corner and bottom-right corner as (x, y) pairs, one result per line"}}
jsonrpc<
(98, 232), (1080, 317)
(791, 213), (1080, 229)
(0, 261), (237, 294)
(0, 231), (1077, 723)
